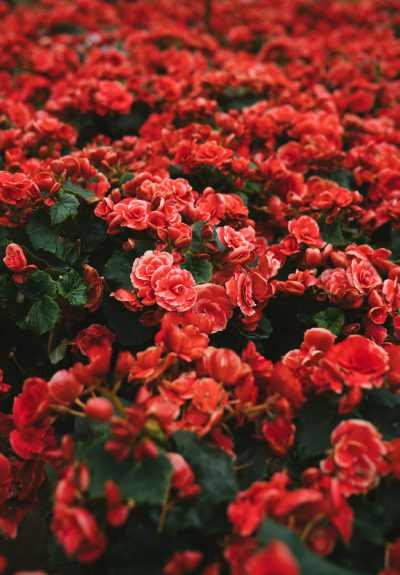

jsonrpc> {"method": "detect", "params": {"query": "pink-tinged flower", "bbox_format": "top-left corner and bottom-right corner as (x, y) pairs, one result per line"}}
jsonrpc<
(346, 258), (382, 294)
(0, 171), (38, 205)
(3, 243), (37, 283)
(288, 216), (325, 248)
(111, 198), (151, 231)
(191, 283), (233, 333)
(313, 335), (389, 395)
(131, 250), (175, 304)
(152, 266), (197, 312)
(226, 270), (256, 316)
(321, 420), (389, 495)
(217, 226), (256, 264)
(111, 289), (142, 312)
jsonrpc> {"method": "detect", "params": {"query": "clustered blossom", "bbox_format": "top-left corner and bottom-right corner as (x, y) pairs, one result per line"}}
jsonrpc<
(0, 0), (400, 573)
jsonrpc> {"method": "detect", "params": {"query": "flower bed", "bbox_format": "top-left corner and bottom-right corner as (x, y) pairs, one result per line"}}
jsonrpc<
(0, 0), (400, 573)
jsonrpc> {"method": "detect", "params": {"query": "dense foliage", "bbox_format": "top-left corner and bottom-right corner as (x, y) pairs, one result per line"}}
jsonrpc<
(0, 0), (400, 573)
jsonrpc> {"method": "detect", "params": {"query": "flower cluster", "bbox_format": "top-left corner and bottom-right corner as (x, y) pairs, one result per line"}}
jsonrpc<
(0, 0), (400, 573)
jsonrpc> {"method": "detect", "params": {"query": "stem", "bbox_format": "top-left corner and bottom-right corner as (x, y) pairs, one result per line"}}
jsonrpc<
(157, 483), (171, 533)
(204, 0), (212, 31)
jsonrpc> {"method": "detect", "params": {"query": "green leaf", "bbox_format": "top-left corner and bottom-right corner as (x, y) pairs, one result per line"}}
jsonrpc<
(259, 521), (366, 575)
(183, 254), (212, 284)
(76, 217), (107, 254)
(79, 438), (172, 505)
(57, 270), (88, 306)
(62, 179), (96, 201)
(295, 396), (345, 460)
(120, 173), (134, 184)
(102, 300), (155, 346)
(20, 270), (57, 301)
(318, 218), (345, 247)
(104, 251), (133, 290)
(27, 212), (63, 255)
(327, 169), (356, 190)
(22, 296), (60, 335)
(166, 432), (238, 535)
(313, 307), (345, 336)
(174, 431), (237, 504)
(49, 192), (79, 224)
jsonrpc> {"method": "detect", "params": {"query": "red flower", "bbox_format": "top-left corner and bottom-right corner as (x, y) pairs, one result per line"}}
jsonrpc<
(243, 541), (300, 575)
(10, 378), (51, 459)
(110, 198), (151, 231)
(48, 369), (83, 406)
(94, 80), (133, 115)
(191, 283), (233, 333)
(83, 264), (103, 313)
(313, 335), (389, 396)
(163, 550), (202, 575)
(226, 269), (256, 316)
(320, 419), (389, 495)
(52, 504), (107, 563)
(0, 171), (37, 205)
(152, 266), (197, 312)
(111, 289), (142, 312)
(217, 226), (256, 264)
(3, 243), (37, 283)
(346, 258), (382, 294)
(202, 347), (249, 386)
(131, 250), (174, 304)
(168, 453), (201, 499)
(288, 216), (325, 248)
(75, 324), (116, 359)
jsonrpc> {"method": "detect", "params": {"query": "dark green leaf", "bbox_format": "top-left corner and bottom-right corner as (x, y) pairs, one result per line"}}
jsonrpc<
(174, 431), (237, 504)
(295, 396), (345, 460)
(49, 192), (79, 224)
(120, 173), (134, 184)
(313, 307), (345, 336)
(104, 251), (133, 290)
(259, 521), (366, 575)
(183, 254), (212, 284)
(77, 218), (107, 253)
(27, 212), (64, 256)
(63, 179), (96, 201)
(318, 218), (345, 247)
(20, 270), (57, 301)
(102, 300), (155, 346)
(22, 296), (60, 335)
(79, 438), (172, 505)
(57, 270), (88, 306)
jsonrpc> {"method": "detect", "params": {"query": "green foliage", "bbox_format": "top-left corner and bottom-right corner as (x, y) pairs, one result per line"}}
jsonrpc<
(21, 295), (60, 335)
(104, 250), (133, 290)
(62, 179), (97, 201)
(57, 270), (88, 306)
(27, 212), (65, 257)
(77, 436), (172, 505)
(313, 307), (345, 335)
(20, 270), (57, 300)
(295, 396), (345, 461)
(49, 192), (79, 224)
(183, 253), (212, 284)
(259, 521), (366, 575)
